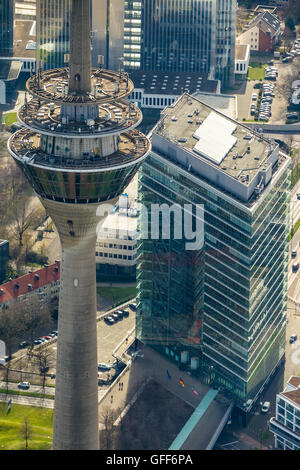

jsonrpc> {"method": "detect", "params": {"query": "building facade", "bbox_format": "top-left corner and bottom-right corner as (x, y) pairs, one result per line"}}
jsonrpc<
(0, 0), (14, 56)
(36, 0), (71, 70)
(96, 195), (138, 282)
(136, 93), (290, 410)
(140, 0), (236, 88)
(269, 376), (300, 450)
(0, 240), (9, 284)
(0, 261), (60, 310)
(123, 0), (142, 70)
(91, 0), (124, 71)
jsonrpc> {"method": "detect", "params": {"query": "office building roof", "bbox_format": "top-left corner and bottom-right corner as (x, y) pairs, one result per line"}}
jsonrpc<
(129, 71), (219, 96)
(152, 93), (289, 205)
(13, 20), (36, 59)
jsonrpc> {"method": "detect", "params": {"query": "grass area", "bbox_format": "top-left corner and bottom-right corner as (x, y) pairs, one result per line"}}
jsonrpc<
(97, 286), (136, 306)
(0, 403), (53, 450)
(4, 112), (17, 127)
(247, 62), (267, 81)
(0, 389), (54, 400)
(289, 217), (300, 241)
(262, 428), (273, 444)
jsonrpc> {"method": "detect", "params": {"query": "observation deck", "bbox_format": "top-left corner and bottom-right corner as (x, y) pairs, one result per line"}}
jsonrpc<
(8, 127), (150, 171)
(26, 67), (134, 105)
(18, 97), (143, 138)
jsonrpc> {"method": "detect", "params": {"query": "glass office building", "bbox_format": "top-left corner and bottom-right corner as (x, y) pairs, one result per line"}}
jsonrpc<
(91, 0), (124, 71)
(37, 0), (71, 70)
(124, 0), (142, 70)
(0, 0), (14, 56)
(136, 94), (290, 408)
(140, 0), (236, 88)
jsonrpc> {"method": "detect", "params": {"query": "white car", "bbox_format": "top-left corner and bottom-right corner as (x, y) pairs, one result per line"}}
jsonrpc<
(261, 401), (270, 413)
(18, 381), (30, 390)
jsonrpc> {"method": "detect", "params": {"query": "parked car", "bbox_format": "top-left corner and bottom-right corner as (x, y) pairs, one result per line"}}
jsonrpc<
(104, 315), (114, 324)
(292, 250), (297, 258)
(111, 313), (119, 321)
(51, 330), (58, 336)
(292, 263), (299, 272)
(290, 334), (297, 344)
(261, 401), (270, 413)
(18, 382), (30, 390)
(122, 309), (129, 317)
(252, 92), (257, 101)
(297, 193), (300, 200)
(129, 303), (136, 311)
(19, 341), (29, 349)
(116, 310), (124, 319)
(98, 363), (111, 371)
(34, 339), (43, 345)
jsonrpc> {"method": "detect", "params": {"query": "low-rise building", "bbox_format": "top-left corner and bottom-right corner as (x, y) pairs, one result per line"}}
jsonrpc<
(128, 71), (220, 110)
(235, 44), (251, 80)
(269, 376), (300, 450)
(237, 11), (281, 53)
(0, 261), (60, 310)
(96, 195), (137, 282)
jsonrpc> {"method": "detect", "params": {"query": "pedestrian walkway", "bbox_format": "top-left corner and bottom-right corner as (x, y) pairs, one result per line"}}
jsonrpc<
(169, 389), (219, 450)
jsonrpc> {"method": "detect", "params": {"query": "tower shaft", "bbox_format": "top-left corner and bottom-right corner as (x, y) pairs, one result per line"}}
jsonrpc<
(42, 199), (110, 449)
(69, 0), (92, 94)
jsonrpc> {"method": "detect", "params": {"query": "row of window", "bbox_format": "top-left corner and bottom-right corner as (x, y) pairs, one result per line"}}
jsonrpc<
(96, 252), (135, 260)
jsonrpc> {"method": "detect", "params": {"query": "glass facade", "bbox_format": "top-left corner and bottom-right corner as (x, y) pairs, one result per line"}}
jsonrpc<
(37, 0), (71, 70)
(124, 0), (142, 70)
(142, 0), (213, 74)
(0, 0), (14, 56)
(18, 161), (141, 204)
(140, 0), (236, 88)
(136, 150), (290, 406)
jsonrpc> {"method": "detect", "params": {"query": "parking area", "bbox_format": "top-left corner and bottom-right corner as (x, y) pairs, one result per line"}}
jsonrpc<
(237, 55), (300, 124)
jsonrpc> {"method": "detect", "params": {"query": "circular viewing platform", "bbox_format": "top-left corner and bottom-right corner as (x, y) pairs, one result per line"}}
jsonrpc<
(8, 127), (151, 171)
(18, 98), (143, 138)
(26, 67), (135, 104)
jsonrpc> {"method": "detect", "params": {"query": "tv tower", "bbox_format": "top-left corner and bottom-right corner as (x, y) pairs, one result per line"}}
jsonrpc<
(8, 0), (150, 449)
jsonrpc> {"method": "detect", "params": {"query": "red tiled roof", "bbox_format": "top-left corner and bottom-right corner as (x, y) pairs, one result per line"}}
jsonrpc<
(0, 261), (60, 303)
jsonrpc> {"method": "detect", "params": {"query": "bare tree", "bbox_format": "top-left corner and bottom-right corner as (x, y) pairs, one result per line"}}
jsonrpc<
(99, 406), (122, 450)
(33, 347), (54, 391)
(19, 417), (33, 450)
(21, 296), (53, 349)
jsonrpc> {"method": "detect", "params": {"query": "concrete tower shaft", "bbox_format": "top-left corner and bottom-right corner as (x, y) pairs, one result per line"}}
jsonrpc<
(69, 0), (92, 94)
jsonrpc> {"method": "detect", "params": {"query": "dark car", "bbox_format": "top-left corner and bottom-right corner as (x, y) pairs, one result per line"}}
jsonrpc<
(34, 339), (43, 345)
(104, 316), (114, 324)
(116, 310), (124, 319)
(129, 303), (137, 311)
(111, 313), (119, 321)
(19, 341), (29, 349)
(122, 309), (129, 317)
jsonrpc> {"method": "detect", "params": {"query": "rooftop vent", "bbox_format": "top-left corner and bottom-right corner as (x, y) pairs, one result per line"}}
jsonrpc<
(14, 283), (19, 289)
(28, 284), (33, 289)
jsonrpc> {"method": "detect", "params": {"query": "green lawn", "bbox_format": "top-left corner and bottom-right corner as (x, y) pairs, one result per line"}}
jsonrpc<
(247, 62), (267, 81)
(97, 286), (136, 306)
(4, 112), (17, 127)
(0, 403), (53, 450)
